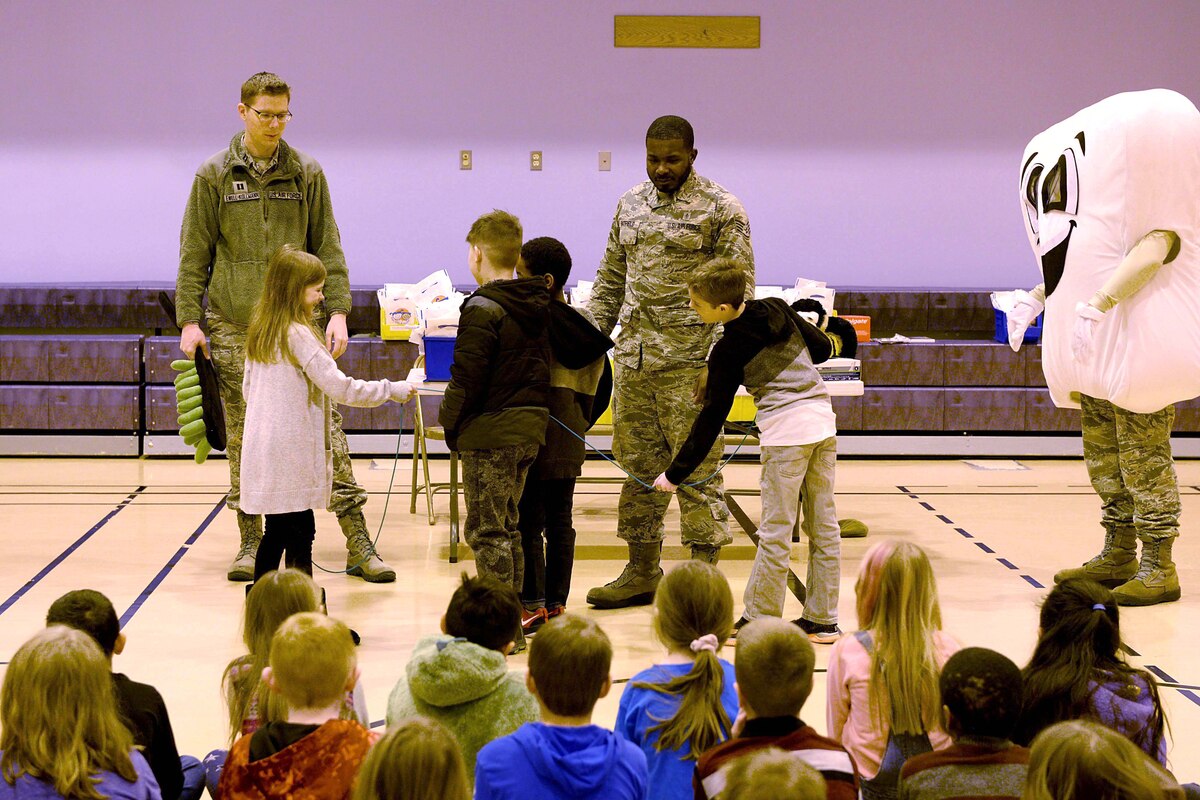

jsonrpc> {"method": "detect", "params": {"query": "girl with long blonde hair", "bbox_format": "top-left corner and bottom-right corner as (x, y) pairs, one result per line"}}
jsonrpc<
(826, 541), (961, 799)
(240, 244), (411, 581)
(1023, 720), (1183, 800)
(1, 626), (158, 799)
(351, 718), (470, 800)
(615, 561), (739, 799)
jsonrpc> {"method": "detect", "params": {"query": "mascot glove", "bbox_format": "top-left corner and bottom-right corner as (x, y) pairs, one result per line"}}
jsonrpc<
(1072, 302), (1106, 361)
(1006, 290), (1045, 352)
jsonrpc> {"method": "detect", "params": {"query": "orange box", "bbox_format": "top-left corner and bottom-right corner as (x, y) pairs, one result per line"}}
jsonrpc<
(839, 314), (871, 343)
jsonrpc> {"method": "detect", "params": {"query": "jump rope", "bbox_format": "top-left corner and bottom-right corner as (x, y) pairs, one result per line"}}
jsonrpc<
(314, 384), (757, 575)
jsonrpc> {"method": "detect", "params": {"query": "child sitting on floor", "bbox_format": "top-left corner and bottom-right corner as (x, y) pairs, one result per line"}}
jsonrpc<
(351, 718), (470, 800)
(386, 573), (538, 782)
(219, 613), (374, 800)
(615, 561), (739, 799)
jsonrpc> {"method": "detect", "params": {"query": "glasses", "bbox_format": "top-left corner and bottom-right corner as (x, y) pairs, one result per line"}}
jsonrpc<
(247, 106), (293, 124)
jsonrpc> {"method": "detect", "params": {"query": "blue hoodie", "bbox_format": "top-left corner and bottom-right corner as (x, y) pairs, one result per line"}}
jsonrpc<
(474, 723), (647, 800)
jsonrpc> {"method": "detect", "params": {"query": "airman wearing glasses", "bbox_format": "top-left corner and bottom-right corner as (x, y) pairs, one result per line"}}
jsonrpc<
(175, 71), (398, 585)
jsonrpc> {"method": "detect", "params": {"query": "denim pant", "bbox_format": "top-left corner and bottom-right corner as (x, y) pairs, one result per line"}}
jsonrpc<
(519, 476), (577, 609)
(744, 438), (840, 624)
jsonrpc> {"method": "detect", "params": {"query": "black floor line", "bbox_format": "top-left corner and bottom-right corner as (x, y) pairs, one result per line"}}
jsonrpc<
(119, 498), (227, 628)
(0, 486), (146, 618)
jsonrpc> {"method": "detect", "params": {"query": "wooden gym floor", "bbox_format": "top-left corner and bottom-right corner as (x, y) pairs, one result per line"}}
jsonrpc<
(1, 453), (1198, 782)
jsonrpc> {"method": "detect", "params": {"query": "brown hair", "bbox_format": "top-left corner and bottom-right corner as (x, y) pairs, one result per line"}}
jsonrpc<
(1, 627), (137, 799)
(1023, 720), (1181, 800)
(734, 617), (815, 718)
(241, 72), (290, 105)
(466, 210), (523, 271)
(246, 244), (326, 368)
(351, 718), (469, 800)
(528, 614), (611, 717)
(724, 747), (825, 800)
(221, 569), (321, 741)
(632, 561), (735, 757)
(689, 258), (747, 308)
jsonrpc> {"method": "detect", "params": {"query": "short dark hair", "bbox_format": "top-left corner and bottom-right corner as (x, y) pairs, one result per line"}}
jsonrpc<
(689, 258), (747, 308)
(941, 647), (1023, 738)
(466, 210), (523, 271)
(241, 72), (290, 105)
(528, 614), (611, 717)
(46, 589), (120, 655)
(520, 237), (572, 291)
(444, 573), (522, 652)
(647, 115), (695, 149)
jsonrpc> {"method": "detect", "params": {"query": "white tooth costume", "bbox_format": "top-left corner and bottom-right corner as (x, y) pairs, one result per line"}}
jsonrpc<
(1010, 88), (1200, 604)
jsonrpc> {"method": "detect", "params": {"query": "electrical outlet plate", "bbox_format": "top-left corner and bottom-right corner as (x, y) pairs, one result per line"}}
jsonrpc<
(530, 150), (543, 171)
(460, 150), (472, 170)
(599, 151), (612, 171)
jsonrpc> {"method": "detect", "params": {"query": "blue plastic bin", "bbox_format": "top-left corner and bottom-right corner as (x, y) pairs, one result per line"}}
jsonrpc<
(993, 309), (1042, 344)
(424, 336), (456, 381)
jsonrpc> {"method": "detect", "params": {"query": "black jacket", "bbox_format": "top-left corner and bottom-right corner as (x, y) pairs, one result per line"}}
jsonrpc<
(534, 303), (614, 478)
(439, 278), (551, 450)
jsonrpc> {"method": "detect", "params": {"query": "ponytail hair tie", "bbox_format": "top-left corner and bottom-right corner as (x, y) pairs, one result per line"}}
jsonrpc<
(1092, 603), (1107, 612)
(690, 634), (719, 654)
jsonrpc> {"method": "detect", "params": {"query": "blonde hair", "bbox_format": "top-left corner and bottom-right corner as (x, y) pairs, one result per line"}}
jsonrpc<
(246, 244), (326, 368)
(351, 718), (469, 800)
(632, 561), (734, 758)
(1023, 720), (1181, 800)
(856, 541), (945, 735)
(269, 612), (356, 709)
(735, 618), (815, 718)
(221, 569), (320, 741)
(1, 627), (137, 799)
(724, 747), (825, 800)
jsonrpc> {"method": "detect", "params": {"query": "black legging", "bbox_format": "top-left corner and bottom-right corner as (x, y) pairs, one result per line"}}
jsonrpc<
(254, 509), (316, 581)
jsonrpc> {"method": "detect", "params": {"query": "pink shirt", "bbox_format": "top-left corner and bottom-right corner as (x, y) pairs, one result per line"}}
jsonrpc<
(825, 630), (961, 779)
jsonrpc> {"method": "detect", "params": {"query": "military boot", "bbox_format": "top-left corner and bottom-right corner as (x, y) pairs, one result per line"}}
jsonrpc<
(586, 542), (663, 609)
(1053, 526), (1137, 587)
(690, 544), (721, 564)
(339, 510), (397, 583)
(227, 511), (262, 582)
(1112, 539), (1181, 606)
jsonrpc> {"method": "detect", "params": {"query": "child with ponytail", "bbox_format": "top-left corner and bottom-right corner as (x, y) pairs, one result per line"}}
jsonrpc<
(615, 561), (739, 799)
(1015, 578), (1167, 764)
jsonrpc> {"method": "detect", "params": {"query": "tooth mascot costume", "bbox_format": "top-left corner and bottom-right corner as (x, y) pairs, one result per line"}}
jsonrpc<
(1007, 89), (1200, 605)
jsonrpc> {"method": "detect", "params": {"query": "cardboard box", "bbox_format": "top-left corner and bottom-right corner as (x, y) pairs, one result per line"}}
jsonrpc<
(839, 314), (871, 343)
(379, 305), (415, 340)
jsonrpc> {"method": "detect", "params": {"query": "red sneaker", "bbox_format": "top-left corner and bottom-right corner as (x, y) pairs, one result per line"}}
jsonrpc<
(521, 607), (548, 634)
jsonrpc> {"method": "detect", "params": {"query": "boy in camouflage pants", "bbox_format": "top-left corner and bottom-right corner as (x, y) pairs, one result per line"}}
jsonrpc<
(439, 211), (551, 647)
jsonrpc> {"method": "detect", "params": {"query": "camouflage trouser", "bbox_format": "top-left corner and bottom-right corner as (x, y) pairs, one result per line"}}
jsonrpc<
(207, 313), (368, 517)
(612, 362), (731, 547)
(461, 443), (539, 592)
(1080, 394), (1179, 543)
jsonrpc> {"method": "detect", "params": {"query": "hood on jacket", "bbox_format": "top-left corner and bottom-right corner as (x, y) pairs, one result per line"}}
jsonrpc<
(406, 635), (509, 708)
(548, 303), (614, 370)
(474, 277), (550, 337)
(743, 296), (802, 346)
(517, 724), (621, 795)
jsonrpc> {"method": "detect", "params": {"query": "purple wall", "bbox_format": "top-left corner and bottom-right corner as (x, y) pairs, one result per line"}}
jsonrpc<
(1, 1), (1197, 292)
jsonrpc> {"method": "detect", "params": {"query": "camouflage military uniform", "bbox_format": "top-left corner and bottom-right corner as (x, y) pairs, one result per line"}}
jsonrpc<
(588, 170), (754, 547)
(1081, 395), (1180, 542)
